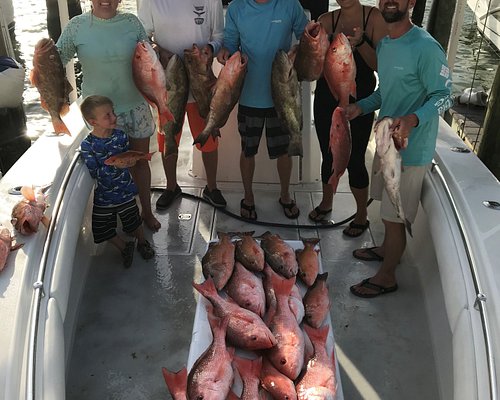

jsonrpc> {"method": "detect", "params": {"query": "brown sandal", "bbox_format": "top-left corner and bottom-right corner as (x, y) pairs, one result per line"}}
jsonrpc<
(240, 199), (257, 220)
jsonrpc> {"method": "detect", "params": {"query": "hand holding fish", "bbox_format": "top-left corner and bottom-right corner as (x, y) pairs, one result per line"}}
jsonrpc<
(390, 114), (419, 150)
(344, 103), (362, 120)
(216, 47), (230, 65)
(348, 27), (364, 48)
(201, 44), (214, 60)
(152, 42), (174, 69)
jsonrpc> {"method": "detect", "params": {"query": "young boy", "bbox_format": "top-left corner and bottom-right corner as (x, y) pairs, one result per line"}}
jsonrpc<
(80, 95), (155, 268)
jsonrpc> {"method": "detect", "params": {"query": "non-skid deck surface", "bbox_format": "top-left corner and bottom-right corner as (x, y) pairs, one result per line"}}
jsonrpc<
(66, 185), (439, 400)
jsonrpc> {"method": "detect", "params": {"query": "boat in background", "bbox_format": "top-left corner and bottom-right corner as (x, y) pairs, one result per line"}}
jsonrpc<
(468, 0), (500, 51)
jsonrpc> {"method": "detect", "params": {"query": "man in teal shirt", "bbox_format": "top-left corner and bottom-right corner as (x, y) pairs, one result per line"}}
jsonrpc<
(347, 0), (453, 298)
(217, 0), (307, 221)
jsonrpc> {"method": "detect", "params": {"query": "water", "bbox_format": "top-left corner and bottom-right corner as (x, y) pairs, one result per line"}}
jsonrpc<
(9, 0), (500, 139)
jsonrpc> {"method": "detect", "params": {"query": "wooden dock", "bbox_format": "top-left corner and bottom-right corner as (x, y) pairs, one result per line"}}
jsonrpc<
(444, 101), (487, 153)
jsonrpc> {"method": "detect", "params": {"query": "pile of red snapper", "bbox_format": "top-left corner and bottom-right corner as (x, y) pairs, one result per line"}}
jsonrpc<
(163, 231), (336, 400)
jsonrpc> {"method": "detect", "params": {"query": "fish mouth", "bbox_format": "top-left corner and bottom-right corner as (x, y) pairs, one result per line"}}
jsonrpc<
(22, 221), (36, 235)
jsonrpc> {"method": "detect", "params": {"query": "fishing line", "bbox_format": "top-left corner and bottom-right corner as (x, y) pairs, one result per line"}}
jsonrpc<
(151, 187), (374, 230)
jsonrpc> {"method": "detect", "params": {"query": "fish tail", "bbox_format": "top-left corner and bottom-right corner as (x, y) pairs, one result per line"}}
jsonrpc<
(288, 141), (303, 157)
(159, 107), (175, 127)
(162, 367), (187, 395)
(272, 274), (295, 298)
(193, 130), (210, 147)
(51, 115), (71, 136)
(192, 277), (217, 298)
(233, 355), (262, 380)
(303, 324), (329, 347)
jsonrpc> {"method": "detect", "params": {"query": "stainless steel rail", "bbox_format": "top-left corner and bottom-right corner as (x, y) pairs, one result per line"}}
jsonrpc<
(26, 150), (82, 400)
(431, 160), (498, 400)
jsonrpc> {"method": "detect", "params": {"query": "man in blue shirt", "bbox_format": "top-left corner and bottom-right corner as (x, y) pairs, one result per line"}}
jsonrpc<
(346, 0), (453, 298)
(217, 0), (308, 220)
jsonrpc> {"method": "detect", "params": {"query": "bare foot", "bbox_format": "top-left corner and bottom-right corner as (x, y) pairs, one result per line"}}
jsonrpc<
(143, 213), (161, 232)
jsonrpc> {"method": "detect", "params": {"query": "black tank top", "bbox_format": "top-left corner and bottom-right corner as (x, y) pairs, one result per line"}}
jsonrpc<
(332, 6), (376, 98)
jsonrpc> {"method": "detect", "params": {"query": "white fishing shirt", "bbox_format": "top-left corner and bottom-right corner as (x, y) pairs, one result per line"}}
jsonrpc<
(138, 0), (224, 58)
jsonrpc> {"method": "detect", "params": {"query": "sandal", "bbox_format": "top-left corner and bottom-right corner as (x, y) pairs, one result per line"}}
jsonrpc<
(121, 241), (135, 268)
(137, 240), (155, 260)
(343, 220), (370, 237)
(240, 199), (257, 220)
(350, 278), (398, 298)
(279, 198), (300, 219)
(308, 206), (332, 222)
(352, 246), (384, 262)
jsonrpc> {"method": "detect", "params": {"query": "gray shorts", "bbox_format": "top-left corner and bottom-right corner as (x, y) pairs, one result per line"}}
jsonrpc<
(370, 155), (429, 224)
(117, 101), (155, 139)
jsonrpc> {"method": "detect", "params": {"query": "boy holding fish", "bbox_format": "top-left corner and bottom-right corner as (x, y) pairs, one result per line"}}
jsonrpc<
(345, 0), (453, 298)
(79, 95), (155, 268)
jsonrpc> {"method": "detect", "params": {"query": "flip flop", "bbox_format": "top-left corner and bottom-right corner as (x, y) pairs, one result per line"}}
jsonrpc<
(308, 206), (332, 222)
(352, 246), (384, 262)
(240, 199), (257, 221)
(350, 278), (398, 298)
(279, 198), (300, 219)
(343, 220), (370, 237)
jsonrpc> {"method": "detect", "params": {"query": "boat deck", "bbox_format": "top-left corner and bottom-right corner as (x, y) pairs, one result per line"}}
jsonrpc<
(65, 132), (439, 399)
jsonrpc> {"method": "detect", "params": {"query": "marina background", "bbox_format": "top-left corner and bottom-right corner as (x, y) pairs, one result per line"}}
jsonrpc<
(9, 0), (500, 139)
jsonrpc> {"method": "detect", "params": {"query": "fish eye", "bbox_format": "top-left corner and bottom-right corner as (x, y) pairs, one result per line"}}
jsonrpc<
(280, 358), (287, 365)
(251, 335), (257, 341)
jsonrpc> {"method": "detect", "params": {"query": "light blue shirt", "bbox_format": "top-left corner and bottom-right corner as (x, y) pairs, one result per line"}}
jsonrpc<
(224, 0), (308, 108)
(57, 12), (149, 114)
(358, 26), (454, 166)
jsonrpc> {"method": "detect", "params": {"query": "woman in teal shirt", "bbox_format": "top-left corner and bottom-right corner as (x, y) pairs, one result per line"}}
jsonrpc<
(56, 0), (161, 232)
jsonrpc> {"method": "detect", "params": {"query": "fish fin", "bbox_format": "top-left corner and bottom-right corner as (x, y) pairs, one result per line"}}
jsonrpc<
(21, 186), (36, 201)
(60, 102), (70, 117)
(41, 216), (50, 228)
(29, 69), (39, 86)
(351, 80), (357, 100)
(161, 367), (187, 396)
(11, 242), (24, 252)
(64, 78), (74, 99)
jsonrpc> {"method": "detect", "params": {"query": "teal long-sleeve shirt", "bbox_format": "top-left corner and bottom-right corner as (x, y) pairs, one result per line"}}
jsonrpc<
(223, 0), (308, 108)
(357, 26), (454, 166)
(57, 12), (149, 114)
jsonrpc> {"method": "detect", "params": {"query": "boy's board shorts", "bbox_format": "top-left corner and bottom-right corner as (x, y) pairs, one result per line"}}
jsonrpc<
(156, 102), (218, 153)
(370, 154), (430, 224)
(92, 198), (142, 244)
(237, 104), (290, 159)
(117, 101), (156, 139)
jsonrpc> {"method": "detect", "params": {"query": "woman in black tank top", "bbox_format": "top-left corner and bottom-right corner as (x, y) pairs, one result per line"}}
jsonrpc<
(309, 1), (388, 238)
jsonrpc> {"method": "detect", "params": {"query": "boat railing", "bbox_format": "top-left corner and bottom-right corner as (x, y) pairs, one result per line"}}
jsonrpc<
(430, 159), (498, 400)
(25, 148), (83, 400)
